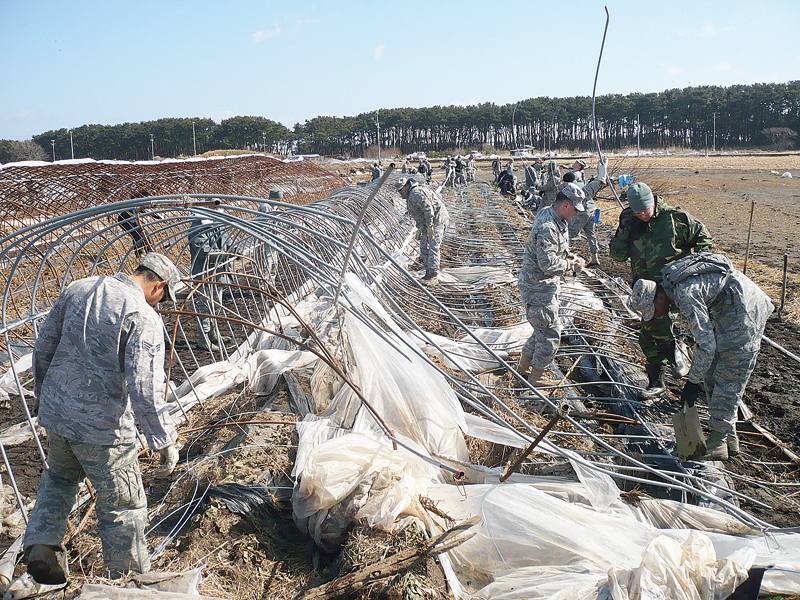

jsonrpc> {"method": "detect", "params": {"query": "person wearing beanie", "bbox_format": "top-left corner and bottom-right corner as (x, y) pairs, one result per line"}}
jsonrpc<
(610, 182), (712, 400)
(517, 184), (587, 387)
(628, 254), (773, 460)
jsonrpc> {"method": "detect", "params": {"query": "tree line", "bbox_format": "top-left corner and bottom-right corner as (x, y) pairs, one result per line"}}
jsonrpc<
(2, 81), (798, 163)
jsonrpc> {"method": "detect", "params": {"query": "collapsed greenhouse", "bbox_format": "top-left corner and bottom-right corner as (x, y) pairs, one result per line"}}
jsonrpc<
(1, 155), (800, 599)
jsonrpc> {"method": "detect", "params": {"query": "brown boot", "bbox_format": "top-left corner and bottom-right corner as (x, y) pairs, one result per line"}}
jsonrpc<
(700, 430), (729, 461)
(517, 354), (532, 376)
(528, 368), (558, 387)
(727, 433), (740, 457)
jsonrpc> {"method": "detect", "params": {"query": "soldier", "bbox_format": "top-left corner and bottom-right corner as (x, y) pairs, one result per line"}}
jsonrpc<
(454, 155), (466, 185)
(443, 156), (456, 187)
(609, 182), (712, 399)
(492, 157), (502, 183)
(629, 253), (773, 459)
(188, 209), (233, 353)
(258, 188), (282, 214)
(466, 154), (476, 182)
(371, 162), (382, 182)
(24, 253), (181, 583)
(564, 171), (606, 266)
(571, 159), (587, 184)
(396, 177), (449, 284)
(536, 161), (561, 208)
(422, 157), (432, 183)
(523, 160), (539, 190)
(518, 184), (587, 386)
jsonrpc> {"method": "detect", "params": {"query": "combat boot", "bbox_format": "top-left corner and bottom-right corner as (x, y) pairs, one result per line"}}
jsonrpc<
(26, 544), (68, 585)
(421, 270), (438, 286)
(700, 430), (729, 461)
(640, 363), (666, 400)
(587, 252), (600, 266)
(727, 433), (740, 457)
(197, 333), (220, 353)
(528, 368), (558, 388)
(517, 354), (532, 377)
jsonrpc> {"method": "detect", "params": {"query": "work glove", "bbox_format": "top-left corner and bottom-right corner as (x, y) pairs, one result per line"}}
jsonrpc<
(426, 225), (435, 240)
(597, 158), (607, 181)
(681, 381), (701, 408)
(155, 444), (179, 478)
(618, 207), (636, 230)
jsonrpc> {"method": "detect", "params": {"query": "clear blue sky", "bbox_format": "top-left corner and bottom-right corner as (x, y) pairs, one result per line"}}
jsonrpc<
(2, 0), (799, 141)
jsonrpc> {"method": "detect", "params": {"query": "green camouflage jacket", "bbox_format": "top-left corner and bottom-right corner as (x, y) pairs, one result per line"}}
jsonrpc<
(609, 197), (712, 283)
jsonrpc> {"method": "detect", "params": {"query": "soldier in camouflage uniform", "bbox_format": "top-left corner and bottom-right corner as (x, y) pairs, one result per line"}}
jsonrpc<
(571, 159), (587, 184)
(629, 253), (774, 459)
(536, 161), (561, 208)
(24, 253), (181, 583)
(518, 184), (586, 386)
(188, 209), (233, 353)
(565, 172), (606, 266)
(609, 182), (712, 399)
(396, 177), (449, 284)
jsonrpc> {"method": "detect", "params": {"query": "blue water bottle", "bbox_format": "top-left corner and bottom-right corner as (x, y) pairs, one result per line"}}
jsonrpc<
(594, 208), (601, 224)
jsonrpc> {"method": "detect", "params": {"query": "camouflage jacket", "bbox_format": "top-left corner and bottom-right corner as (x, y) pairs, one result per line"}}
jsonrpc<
(188, 217), (232, 278)
(33, 273), (178, 449)
(609, 197), (712, 283)
(577, 179), (602, 212)
(572, 169), (586, 184)
(518, 206), (570, 304)
(406, 181), (449, 229)
(661, 256), (774, 383)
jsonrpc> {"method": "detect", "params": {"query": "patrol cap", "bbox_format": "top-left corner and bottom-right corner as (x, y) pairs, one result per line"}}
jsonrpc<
(627, 182), (654, 212)
(269, 189), (283, 199)
(574, 159), (587, 170)
(561, 182), (586, 211)
(629, 279), (657, 321)
(394, 176), (409, 190)
(139, 253), (182, 302)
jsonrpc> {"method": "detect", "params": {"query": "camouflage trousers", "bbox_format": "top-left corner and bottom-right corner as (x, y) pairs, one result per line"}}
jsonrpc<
(705, 346), (760, 437)
(420, 223), (447, 272)
(24, 431), (150, 578)
(639, 311), (676, 370)
(521, 284), (561, 370)
(567, 209), (598, 254)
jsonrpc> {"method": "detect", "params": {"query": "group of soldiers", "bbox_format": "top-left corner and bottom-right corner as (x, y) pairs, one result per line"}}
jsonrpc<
(441, 154), (476, 187)
(517, 164), (773, 462)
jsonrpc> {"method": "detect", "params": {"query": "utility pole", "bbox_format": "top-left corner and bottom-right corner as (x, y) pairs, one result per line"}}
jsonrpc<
(375, 110), (381, 162)
(193, 121), (197, 156)
(712, 113), (716, 153)
(150, 134), (154, 160)
(262, 132), (266, 153)
(50, 139), (55, 162)
(636, 115), (641, 156)
(512, 105), (517, 150)
(69, 129), (74, 159)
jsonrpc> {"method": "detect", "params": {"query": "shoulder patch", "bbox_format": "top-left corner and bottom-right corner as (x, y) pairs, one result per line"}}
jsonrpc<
(142, 340), (162, 356)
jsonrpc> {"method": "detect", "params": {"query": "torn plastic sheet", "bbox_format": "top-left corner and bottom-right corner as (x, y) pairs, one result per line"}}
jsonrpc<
(343, 308), (469, 462)
(168, 349), (316, 407)
(419, 483), (800, 599)
(410, 329), (509, 372)
(432, 266), (517, 286)
(292, 430), (444, 550)
(0, 353), (31, 400)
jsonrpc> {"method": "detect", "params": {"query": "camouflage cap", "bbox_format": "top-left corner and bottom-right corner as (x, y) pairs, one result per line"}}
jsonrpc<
(139, 253), (182, 302)
(561, 182), (586, 211)
(627, 182), (654, 212)
(629, 279), (657, 321)
(394, 176), (410, 190)
(574, 159), (587, 170)
(269, 189), (284, 199)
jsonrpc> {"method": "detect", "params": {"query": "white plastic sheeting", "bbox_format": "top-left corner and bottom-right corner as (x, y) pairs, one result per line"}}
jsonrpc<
(420, 482), (800, 599)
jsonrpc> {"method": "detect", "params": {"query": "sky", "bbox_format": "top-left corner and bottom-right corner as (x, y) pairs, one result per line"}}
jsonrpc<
(2, 0), (799, 141)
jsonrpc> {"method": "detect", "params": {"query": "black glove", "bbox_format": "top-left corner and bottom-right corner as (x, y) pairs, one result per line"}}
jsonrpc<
(618, 207), (636, 230)
(681, 381), (701, 407)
